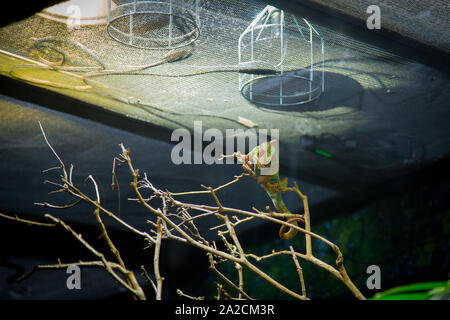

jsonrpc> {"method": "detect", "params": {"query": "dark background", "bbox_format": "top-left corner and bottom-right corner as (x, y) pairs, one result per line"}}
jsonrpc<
(0, 0), (448, 300)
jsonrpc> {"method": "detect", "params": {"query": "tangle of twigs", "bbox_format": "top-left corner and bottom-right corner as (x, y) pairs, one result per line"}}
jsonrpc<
(0, 123), (366, 300)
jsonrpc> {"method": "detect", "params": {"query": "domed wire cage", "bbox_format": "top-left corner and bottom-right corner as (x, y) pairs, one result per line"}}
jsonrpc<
(38, 0), (110, 26)
(107, 0), (200, 49)
(238, 5), (325, 106)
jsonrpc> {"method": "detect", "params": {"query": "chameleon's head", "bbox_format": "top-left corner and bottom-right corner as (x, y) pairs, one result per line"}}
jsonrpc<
(247, 139), (279, 176)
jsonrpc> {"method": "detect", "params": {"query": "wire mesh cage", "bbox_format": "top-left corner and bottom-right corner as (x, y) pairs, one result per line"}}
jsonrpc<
(107, 0), (200, 49)
(38, 0), (110, 26)
(238, 5), (324, 106)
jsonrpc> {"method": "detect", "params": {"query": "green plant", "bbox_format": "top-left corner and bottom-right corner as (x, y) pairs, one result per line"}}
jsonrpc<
(371, 281), (450, 300)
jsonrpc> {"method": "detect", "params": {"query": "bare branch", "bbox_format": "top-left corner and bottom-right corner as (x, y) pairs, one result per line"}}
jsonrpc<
(235, 262), (244, 300)
(154, 218), (164, 300)
(208, 254), (253, 300)
(86, 175), (101, 204)
(34, 200), (81, 209)
(17, 260), (123, 283)
(0, 212), (55, 227)
(290, 246), (307, 298)
(44, 214), (146, 300)
(38, 121), (67, 179)
(177, 289), (205, 300)
(141, 265), (158, 296)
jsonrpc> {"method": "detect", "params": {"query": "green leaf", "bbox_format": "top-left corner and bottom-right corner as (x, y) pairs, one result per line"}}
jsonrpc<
(375, 293), (431, 300)
(428, 286), (447, 296)
(372, 281), (448, 300)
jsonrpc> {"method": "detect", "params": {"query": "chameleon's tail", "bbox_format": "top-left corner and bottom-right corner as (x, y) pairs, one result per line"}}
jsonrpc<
(279, 218), (301, 240)
(270, 192), (304, 240)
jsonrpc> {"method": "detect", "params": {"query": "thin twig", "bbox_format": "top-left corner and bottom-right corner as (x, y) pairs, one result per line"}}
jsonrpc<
(34, 200), (81, 209)
(176, 289), (205, 300)
(235, 262), (244, 300)
(17, 260), (124, 283)
(154, 218), (164, 300)
(86, 175), (100, 204)
(44, 214), (146, 300)
(208, 254), (253, 300)
(169, 173), (249, 197)
(38, 121), (66, 179)
(0, 212), (55, 227)
(290, 246), (307, 298)
(141, 265), (158, 295)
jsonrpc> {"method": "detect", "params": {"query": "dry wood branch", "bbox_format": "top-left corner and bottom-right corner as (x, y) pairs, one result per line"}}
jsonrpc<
(290, 246), (307, 298)
(44, 214), (146, 300)
(176, 289), (205, 300)
(0, 212), (55, 227)
(154, 218), (164, 300)
(214, 282), (236, 300)
(169, 172), (249, 197)
(208, 255), (253, 300)
(3, 125), (366, 300)
(288, 182), (312, 256)
(17, 260), (124, 283)
(221, 215), (245, 258)
(38, 121), (66, 179)
(235, 262), (244, 300)
(34, 200), (82, 209)
(141, 265), (158, 295)
(252, 206), (304, 219)
(112, 156), (124, 215)
(91, 206), (144, 300)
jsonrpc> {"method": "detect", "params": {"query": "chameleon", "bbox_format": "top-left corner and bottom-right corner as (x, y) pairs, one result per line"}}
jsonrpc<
(236, 140), (305, 240)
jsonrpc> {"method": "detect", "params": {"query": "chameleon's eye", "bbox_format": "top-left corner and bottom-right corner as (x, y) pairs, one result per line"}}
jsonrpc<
(257, 154), (272, 168)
